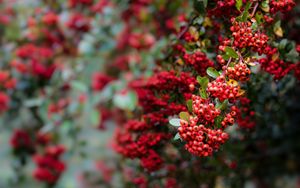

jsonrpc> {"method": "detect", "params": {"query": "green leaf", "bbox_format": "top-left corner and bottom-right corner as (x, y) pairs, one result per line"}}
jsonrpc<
(261, 0), (270, 12)
(251, 21), (258, 30)
(216, 99), (229, 110)
(91, 109), (100, 126)
(225, 47), (239, 59)
(197, 76), (209, 89)
(113, 91), (137, 111)
(194, 0), (207, 14)
(240, 2), (252, 22)
(169, 118), (181, 127)
(186, 99), (193, 112)
(199, 88), (208, 99)
(24, 98), (43, 107)
(222, 54), (230, 61)
(273, 20), (283, 37)
(71, 81), (88, 92)
(278, 39), (288, 50)
(235, 0), (242, 11)
(206, 67), (220, 79)
(179, 112), (190, 121)
(173, 133), (181, 140)
(214, 115), (224, 128)
(255, 12), (264, 25)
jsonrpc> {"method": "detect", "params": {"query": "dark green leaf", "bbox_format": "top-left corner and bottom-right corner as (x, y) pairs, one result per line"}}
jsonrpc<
(241, 2), (252, 22)
(216, 99), (229, 110)
(214, 115), (224, 128)
(225, 46), (239, 59)
(255, 12), (264, 25)
(186, 99), (193, 113)
(194, 0), (207, 14)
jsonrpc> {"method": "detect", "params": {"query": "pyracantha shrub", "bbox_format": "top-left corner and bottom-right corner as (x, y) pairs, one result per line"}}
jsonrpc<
(0, 0), (299, 187)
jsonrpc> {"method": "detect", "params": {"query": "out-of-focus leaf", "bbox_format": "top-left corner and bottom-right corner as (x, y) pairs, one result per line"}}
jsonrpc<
(113, 91), (137, 111)
(186, 99), (193, 112)
(169, 118), (181, 127)
(235, 0), (243, 11)
(179, 112), (190, 121)
(71, 81), (88, 92)
(173, 133), (181, 140)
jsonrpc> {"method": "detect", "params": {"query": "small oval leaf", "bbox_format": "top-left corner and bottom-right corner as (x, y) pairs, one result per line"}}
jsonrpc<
(179, 112), (190, 121)
(206, 67), (220, 79)
(169, 118), (181, 127)
(225, 47), (239, 59)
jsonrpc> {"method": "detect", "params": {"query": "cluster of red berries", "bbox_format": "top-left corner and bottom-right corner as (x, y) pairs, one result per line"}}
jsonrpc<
(10, 129), (33, 152)
(183, 51), (214, 76)
(33, 145), (66, 184)
(178, 117), (229, 157)
(68, 0), (93, 8)
(259, 47), (294, 80)
(67, 13), (90, 32)
(208, 0), (239, 17)
(48, 98), (70, 118)
(140, 149), (163, 172)
(114, 127), (170, 171)
(146, 71), (196, 93)
(225, 63), (251, 82)
(13, 44), (56, 79)
(230, 21), (268, 54)
(237, 97), (256, 129)
(92, 72), (114, 91)
(270, 0), (295, 13)
(0, 92), (9, 113)
(207, 75), (240, 102)
(128, 33), (156, 50)
(182, 30), (198, 43)
(192, 95), (221, 124)
(221, 106), (238, 127)
(0, 70), (17, 90)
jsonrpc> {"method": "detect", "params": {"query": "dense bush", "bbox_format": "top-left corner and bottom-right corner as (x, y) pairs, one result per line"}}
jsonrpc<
(0, 0), (300, 187)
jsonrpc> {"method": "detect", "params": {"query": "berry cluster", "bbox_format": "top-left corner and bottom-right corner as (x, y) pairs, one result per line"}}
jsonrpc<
(270, 0), (295, 13)
(207, 75), (240, 102)
(33, 145), (66, 184)
(183, 51), (215, 76)
(192, 95), (221, 124)
(259, 47), (294, 80)
(178, 118), (229, 157)
(225, 62), (251, 82)
(67, 13), (90, 32)
(10, 129), (34, 153)
(92, 73), (114, 91)
(236, 97), (256, 129)
(48, 98), (70, 118)
(0, 70), (17, 90)
(221, 106), (238, 127)
(230, 21), (268, 54)
(0, 92), (9, 113)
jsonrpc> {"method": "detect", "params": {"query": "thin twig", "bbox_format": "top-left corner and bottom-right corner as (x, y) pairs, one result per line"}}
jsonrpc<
(251, 2), (259, 17)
